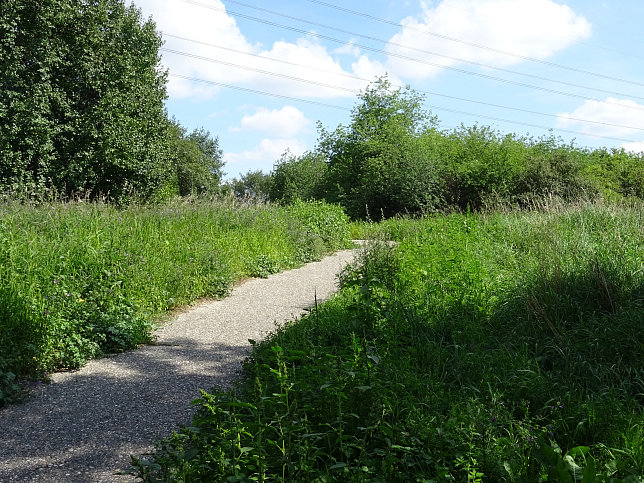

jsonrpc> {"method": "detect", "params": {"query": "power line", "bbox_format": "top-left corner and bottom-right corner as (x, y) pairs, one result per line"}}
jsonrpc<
(163, 33), (368, 85)
(180, 0), (644, 109)
(302, 0), (644, 88)
(162, 37), (644, 133)
(162, 48), (357, 95)
(168, 73), (350, 110)
(219, 0), (644, 99)
(167, 72), (639, 143)
(428, 105), (637, 143)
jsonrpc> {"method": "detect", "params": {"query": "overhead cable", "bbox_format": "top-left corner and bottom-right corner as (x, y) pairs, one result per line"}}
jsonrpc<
(217, 0), (644, 99)
(162, 38), (644, 133)
(180, 0), (644, 109)
(167, 72), (640, 143)
(301, 0), (644, 87)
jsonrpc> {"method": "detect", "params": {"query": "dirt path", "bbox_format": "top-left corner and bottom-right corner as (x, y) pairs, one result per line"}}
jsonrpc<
(0, 248), (358, 482)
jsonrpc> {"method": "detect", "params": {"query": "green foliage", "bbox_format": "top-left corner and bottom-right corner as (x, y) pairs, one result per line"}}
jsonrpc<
(229, 170), (273, 201)
(511, 146), (597, 206)
(136, 204), (644, 481)
(437, 125), (527, 210)
(0, 0), (171, 201)
(0, 198), (351, 406)
(319, 76), (440, 219)
(286, 200), (352, 260)
(169, 121), (225, 196)
(269, 151), (327, 203)
(304, 78), (644, 219)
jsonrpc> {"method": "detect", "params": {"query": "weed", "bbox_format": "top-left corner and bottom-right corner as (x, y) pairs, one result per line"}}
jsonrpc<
(0, 198), (351, 406)
(134, 203), (644, 481)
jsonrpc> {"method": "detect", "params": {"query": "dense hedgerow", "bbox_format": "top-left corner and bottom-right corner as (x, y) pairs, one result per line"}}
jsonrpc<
(268, 78), (643, 220)
(133, 202), (644, 481)
(0, 198), (350, 406)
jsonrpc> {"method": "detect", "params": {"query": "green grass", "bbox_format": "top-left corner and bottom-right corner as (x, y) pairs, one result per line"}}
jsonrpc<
(0, 198), (350, 406)
(132, 202), (644, 481)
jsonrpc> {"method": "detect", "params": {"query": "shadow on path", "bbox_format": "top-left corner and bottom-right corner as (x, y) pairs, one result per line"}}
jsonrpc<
(0, 248), (358, 482)
(0, 339), (247, 482)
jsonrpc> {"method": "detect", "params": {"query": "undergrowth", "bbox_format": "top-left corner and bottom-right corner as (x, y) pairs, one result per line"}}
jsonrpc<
(132, 202), (644, 481)
(0, 198), (350, 406)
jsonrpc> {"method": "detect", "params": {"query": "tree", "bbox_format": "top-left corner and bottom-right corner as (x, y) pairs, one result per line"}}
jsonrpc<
(269, 151), (327, 203)
(169, 121), (224, 196)
(0, 0), (171, 201)
(230, 170), (272, 201)
(318, 76), (440, 219)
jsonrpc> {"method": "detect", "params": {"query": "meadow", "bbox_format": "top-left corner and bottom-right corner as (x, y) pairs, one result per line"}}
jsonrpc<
(131, 201), (644, 481)
(0, 198), (350, 406)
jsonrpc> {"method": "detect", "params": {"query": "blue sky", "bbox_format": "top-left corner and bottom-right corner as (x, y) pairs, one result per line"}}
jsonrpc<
(129, 0), (644, 180)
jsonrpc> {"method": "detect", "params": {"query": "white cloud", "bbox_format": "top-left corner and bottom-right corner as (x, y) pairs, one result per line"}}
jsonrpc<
(621, 141), (644, 154)
(386, 0), (592, 79)
(231, 106), (311, 137)
(556, 97), (644, 138)
(131, 0), (254, 98)
(129, 0), (383, 100)
(224, 138), (308, 172)
(333, 40), (361, 57)
(351, 56), (399, 84)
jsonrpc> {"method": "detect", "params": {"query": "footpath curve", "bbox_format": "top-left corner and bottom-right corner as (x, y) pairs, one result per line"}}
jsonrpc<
(0, 247), (358, 482)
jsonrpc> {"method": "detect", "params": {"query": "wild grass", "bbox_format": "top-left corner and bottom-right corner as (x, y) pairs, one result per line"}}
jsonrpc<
(0, 198), (350, 406)
(133, 202), (644, 481)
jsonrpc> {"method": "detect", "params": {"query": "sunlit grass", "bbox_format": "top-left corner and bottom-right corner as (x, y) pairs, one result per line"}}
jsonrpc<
(0, 198), (350, 405)
(135, 202), (644, 481)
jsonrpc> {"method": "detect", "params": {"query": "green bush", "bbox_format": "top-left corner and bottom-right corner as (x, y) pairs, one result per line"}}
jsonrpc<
(319, 76), (440, 220)
(269, 151), (328, 203)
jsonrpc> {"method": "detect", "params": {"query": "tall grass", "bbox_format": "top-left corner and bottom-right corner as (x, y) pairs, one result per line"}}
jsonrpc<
(133, 202), (644, 481)
(0, 198), (350, 405)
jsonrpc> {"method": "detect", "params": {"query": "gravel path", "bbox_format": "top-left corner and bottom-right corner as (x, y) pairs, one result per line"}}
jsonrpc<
(0, 248), (358, 482)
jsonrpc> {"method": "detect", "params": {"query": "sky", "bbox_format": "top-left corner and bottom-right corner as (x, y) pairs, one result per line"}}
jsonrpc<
(128, 0), (644, 180)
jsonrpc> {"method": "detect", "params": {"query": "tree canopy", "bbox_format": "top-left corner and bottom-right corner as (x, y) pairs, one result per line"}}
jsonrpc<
(319, 76), (441, 219)
(0, 0), (172, 200)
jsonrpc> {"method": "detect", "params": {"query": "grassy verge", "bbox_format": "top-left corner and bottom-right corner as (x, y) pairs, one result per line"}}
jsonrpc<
(133, 203), (644, 481)
(0, 198), (350, 406)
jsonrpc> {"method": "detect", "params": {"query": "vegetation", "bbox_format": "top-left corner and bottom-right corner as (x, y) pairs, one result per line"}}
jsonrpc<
(0, 0), (172, 201)
(229, 170), (273, 201)
(169, 121), (225, 197)
(266, 78), (644, 221)
(2, 6), (643, 477)
(269, 151), (328, 204)
(132, 202), (644, 481)
(0, 198), (350, 406)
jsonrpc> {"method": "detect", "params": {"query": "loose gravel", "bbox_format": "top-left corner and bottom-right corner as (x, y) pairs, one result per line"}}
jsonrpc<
(0, 247), (358, 482)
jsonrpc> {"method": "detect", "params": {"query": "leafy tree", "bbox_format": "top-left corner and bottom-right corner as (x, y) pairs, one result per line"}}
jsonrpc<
(169, 121), (224, 196)
(230, 170), (272, 201)
(318, 76), (440, 219)
(186, 128), (226, 184)
(0, 0), (171, 201)
(269, 151), (327, 203)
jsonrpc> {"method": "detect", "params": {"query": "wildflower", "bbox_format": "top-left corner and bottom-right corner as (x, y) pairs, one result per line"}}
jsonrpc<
(78, 298), (84, 303)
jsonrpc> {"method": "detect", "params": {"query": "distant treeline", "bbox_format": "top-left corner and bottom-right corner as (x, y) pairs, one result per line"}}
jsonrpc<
(235, 78), (644, 219)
